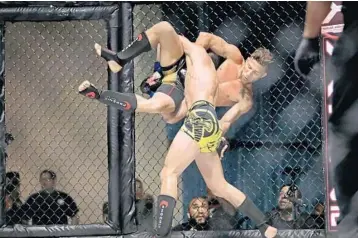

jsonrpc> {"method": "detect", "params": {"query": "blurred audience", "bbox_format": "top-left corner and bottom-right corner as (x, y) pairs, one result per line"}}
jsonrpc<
(207, 188), (237, 230)
(5, 171), (24, 226)
(309, 201), (325, 229)
(173, 197), (211, 231)
(21, 170), (79, 225)
(265, 184), (314, 229)
(5, 172), (22, 207)
(102, 201), (109, 223)
(135, 178), (154, 232)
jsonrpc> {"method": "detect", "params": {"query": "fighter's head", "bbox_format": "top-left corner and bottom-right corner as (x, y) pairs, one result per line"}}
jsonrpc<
(242, 47), (273, 84)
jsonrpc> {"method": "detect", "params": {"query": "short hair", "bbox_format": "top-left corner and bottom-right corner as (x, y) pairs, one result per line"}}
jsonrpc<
(188, 196), (209, 210)
(40, 169), (57, 180)
(251, 47), (273, 67)
(280, 184), (302, 199)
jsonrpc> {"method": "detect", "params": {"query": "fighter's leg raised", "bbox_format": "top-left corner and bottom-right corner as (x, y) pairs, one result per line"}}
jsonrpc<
(195, 153), (278, 238)
(95, 21), (183, 73)
(155, 131), (199, 237)
(78, 81), (176, 113)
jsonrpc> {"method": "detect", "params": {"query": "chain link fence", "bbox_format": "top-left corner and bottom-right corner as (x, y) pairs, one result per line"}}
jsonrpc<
(133, 1), (325, 232)
(4, 20), (108, 225)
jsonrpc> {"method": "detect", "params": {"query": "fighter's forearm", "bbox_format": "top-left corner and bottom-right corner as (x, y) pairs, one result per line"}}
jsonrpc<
(303, 1), (332, 38)
(220, 120), (231, 136)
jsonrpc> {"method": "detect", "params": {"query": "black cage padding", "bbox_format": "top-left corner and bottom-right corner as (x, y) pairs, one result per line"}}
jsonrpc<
(0, 3), (136, 237)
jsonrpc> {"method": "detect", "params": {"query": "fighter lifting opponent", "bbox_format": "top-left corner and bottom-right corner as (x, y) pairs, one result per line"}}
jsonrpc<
(79, 21), (272, 155)
(79, 22), (277, 237)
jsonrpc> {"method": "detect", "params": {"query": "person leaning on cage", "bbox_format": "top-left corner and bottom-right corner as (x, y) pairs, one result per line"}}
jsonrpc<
(21, 170), (79, 225)
(294, 1), (358, 237)
(78, 21), (273, 158)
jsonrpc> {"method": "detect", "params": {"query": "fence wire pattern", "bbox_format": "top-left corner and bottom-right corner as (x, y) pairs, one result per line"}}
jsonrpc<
(133, 1), (325, 232)
(4, 21), (108, 225)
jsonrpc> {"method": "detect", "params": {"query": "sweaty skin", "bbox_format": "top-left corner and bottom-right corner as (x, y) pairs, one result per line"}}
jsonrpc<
(170, 32), (268, 134)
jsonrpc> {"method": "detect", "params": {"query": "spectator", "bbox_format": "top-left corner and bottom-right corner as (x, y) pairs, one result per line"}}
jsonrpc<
(173, 197), (211, 231)
(135, 178), (154, 232)
(5, 185), (24, 226)
(21, 170), (79, 225)
(207, 188), (236, 230)
(102, 202), (108, 223)
(310, 201), (325, 229)
(5, 172), (22, 207)
(5, 172), (24, 226)
(265, 184), (313, 229)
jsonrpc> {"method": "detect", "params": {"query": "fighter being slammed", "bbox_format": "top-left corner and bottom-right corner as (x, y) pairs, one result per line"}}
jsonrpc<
(79, 22), (278, 237)
(78, 21), (272, 139)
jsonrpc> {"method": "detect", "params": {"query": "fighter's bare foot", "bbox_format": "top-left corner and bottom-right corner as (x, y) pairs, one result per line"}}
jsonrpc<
(94, 43), (123, 73)
(264, 226), (278, 238)
(78, 80), (101, 99)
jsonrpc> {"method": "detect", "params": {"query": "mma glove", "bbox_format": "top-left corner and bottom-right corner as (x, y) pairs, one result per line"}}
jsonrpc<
(139, 71), (163, 96)
(217, 137), (230, 158)
(294, 37), (320, 79)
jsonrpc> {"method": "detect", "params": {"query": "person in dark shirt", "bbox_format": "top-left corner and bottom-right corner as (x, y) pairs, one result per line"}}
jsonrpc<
(172, 197), (211, 231)
(21, 170), (79, 225)
(5, 171), (24, 226)
(135, 178), (154, 232)
(5, 187), (24, 226)
(295, 2), (358, 236)
(265, 184), (313, 229)
(309, 202), (325, 229)
(207, 188), (236, 230)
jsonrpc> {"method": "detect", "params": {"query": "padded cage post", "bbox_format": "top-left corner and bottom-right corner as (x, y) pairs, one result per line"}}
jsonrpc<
(107, 2), (136, 234)
(118, 2), (136, 234)
(0, 21), (5, 228)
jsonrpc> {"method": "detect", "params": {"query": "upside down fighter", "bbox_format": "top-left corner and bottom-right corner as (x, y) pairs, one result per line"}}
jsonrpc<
(79, 21), (278, 237)
(79, 21), (272, 156)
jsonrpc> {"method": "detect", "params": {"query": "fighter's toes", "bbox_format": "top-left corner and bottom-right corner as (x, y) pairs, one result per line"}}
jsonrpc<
(94, 43), (102, 56)
(78, 80), (91, 92)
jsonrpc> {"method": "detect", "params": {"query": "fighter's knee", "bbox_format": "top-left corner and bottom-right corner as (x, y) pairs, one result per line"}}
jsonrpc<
(160, 166), (179, 181)
(156, 21), (175, 34)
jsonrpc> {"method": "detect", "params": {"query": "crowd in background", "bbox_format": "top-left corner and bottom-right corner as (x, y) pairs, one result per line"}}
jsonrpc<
(5, 170), (325, 231)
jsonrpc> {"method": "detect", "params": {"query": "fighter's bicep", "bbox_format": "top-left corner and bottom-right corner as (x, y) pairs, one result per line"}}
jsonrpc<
(224, 44), (244, 65)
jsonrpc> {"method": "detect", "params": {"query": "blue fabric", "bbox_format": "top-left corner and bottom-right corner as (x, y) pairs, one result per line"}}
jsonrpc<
(154, 61), (161, 72)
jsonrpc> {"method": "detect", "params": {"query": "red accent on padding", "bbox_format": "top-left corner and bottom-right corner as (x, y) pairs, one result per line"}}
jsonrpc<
(86, 92), (96, 99)
(159, 200), (168, 208)
(137, 34), (143, 41)
(123, 101), (131, 110)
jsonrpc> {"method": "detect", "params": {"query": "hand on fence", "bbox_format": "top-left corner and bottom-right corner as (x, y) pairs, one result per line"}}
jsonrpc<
(217, 137), (229, 159)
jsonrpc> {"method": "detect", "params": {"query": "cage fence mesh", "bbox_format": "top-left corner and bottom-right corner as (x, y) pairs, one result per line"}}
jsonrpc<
(4, 21), (108, 225)
(133, 1), (324, 231)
